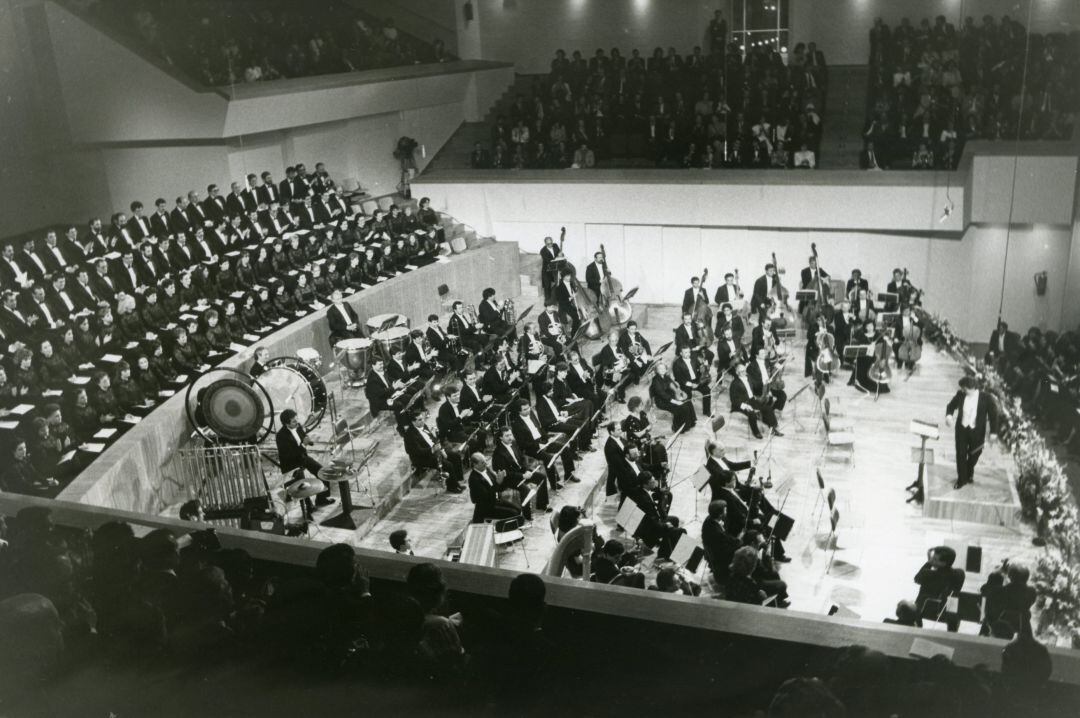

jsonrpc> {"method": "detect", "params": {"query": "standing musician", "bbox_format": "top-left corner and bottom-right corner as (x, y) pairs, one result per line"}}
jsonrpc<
(402, 410), (463, 493)
(492, 425), (546, 512)
(603, 421), (635, 498)
(714, 272), (744, 306)
(750, 263), (780, 316)
(673, 345), (712, 417)
(326, 290), (361, 344)
(478, 287), (516, 342)
(510, 399), (578, 488)
(715, 302), (746, 346)
(729, 362), (783, 439)
(539, 235), (562, 299)
(617, 320), (653, 380)
(537, 299), (567, 356)
(594, 330), (631, 402)
(621, 396), (670, 480)
(845, 269), (869, 300)
(703, 441), (753, 505)
(674, 312), (715, 366)
(585, 251), (606, 301)
(748, 347), (787, 412)
(447, 300), (491, 355)
(555, 271), (583, 336)
(884, 268), (905, 312)
(799, 255), (831, 316)
(681, 276), (710, 317)
(850, 287), (876, 326)
(650, 360), (697, 433)
(945, 376), (999, 490)
(716, 323), (748, 374)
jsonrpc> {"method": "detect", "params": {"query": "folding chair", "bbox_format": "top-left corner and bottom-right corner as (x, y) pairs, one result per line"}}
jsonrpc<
(826, 508), (840, 573)
(820, 401), (855, 465)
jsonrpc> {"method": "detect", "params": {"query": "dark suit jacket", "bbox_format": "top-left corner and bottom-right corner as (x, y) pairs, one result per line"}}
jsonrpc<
(986, 329), (1020, 358)
(510, 413), (547, 456)
(275, 425), (311, 473)
(672, 356), (702, 392)
(750, 274), (773, 314)
(714, 284), (742, 306)
(716, 337), (746, 371)
(946, 389), (999, 442)
(402, 424), (438, 466)
(715, 486), (750, 536)
(436, 400), (466, 440)
(364, 371), (391, 415)
(492, 440), (528, 488)
(914, 562), (966, 608)
(704, 456), (751, 503)
(681, 287), (708, 315)
(702, 518), (741, 580)
(149, 211), (172, 238)
(729, 376), (757, 413)
(585, 262), (603, 296)
(326, 302), (360, 339)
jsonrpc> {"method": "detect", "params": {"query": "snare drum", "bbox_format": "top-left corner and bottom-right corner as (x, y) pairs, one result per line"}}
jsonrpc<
(296, 347), (321, 368)
(365, 312), (408, 335)
(450, 236), (467, 254)
(372, 326), (410, 360)
(335, 337), (371, 373)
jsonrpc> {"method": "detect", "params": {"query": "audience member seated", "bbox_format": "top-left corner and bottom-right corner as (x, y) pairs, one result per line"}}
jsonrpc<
(71, 0), (453, 86)
(864, 13), (1078, 170)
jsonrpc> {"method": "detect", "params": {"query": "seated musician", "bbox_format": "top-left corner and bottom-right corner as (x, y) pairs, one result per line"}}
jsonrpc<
(848, 320), (891, 395)
(276, 408), (334, 509)
(457, 369), (493, 421)
(552, 362), (596, 431)
(478, 287), (515, 342)
(510, 399), (578, 487)
(743, 529), (790, 605)
(884, 268), (905, 312)
(850, 287), (876, 326)
(468, 452), (525, 526)
(404, 329), (436, 379)
(748, 347), (787, 412)
(714, 302), (745, 346)
(518, 322), (549, 378)
(729, 362), (782, 439)
(386, 344), (422, 401)
(617, 320), (652, 380)
(565, 346), (603, 408)
(536, 300), (566, 356)
(750, 315), (781, 358)
(491, 425), (543, 514)
(624, 472), (684, 560)
(892, 304), (922, 370)
(649, 360), (696, 433)
(702, 500), (741, 586)
(425, 314), (461, 371)
(715, 322), (747, 374)
(704, 440), (754, 505)
(621, 396), (669, 480)
(846, 269), (869, 300)
(673, 345), (712, 418)
(326, 290), (361, 344)
(594, 330), (630, 403)
(436, 384), (474, 443)
(482, 351), (521, 403)
(364, 355), (405, 419)
(674, 312), (714, 366)
(535, 380), (591, 452)
(402, 410), (461, 492)
(447, 300), (491, 357)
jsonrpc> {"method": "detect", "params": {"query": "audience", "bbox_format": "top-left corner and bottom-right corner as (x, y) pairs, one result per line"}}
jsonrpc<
(864, 14), (1078, 170)
(481, 33), (826, 169)
(68, 0), (452, 86)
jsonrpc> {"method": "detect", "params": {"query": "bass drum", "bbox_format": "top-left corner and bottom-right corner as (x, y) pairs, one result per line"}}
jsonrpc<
(255, 357), (328, 432)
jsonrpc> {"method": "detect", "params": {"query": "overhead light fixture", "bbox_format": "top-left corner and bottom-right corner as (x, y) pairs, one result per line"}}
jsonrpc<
(939, 200), (955, 223)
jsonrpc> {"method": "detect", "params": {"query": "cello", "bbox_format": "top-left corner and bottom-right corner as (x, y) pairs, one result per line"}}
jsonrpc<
(897, 308), (923, 367)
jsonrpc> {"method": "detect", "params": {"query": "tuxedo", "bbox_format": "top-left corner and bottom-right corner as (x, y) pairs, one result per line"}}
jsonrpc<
(751, 273), (778, 315)
(113, 260), (141, 295)
(673, 354), (711, 415)
(584, 261), (604, 298)
(49, 287), (78, 317)
(436, 400), (468, 441)
(714, 284), (743, 306)
(402, 424), (441, 471)
(946, 389), (999, 487)
(326, 302), (360, 341)
(716, 335), (747, 372)
(730, 373), (777, 436)
(170, 207), (192, 234)
(704, 455), (752, 504)
(603, 435), (633, 496)
(17, 250), (49, 281)
(681, 286), (709, 316)
(126, 215), (152, 240)
(256, 183), (279, 207)
(41, 244), (70, 273)
(364, 370), (393, 416)
(70, 279), (102, 310)
(467, 468), (519, 524)
(275, 424), (329, 503)
(702, 518), (741, 582)
(150, 211), (173, 238)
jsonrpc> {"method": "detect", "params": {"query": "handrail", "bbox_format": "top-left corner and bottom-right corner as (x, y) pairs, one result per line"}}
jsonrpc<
(3, 490), (1079, 683)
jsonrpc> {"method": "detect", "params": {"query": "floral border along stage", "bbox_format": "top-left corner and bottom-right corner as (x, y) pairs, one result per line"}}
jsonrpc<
(918, 309), (1080, 647)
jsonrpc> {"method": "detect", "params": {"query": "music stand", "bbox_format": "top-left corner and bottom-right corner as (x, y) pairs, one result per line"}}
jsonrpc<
(615, 500), (646, 538)
(877, 292), (899, 306)
(907, 419), (939, 503)
(878, 312), (901, 332)
(795, 289), (817, 302)
(843, 345), (870, 361)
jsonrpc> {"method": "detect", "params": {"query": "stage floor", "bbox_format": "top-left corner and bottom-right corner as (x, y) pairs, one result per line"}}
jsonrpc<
(215, 269), (1039, 624)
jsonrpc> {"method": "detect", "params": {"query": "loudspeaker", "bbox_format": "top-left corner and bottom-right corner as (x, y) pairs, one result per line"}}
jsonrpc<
(966, 545), (983, 573)
(200, 378), (266, 441)
(437, 283), (450, 296)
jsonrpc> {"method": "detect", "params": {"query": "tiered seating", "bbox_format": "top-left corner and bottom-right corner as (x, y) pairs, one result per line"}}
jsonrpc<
(65, 0), (453, 86)
(474, 38), (828, 169)
(863, 14), (1078, 170)
(0, 164), (452, 498)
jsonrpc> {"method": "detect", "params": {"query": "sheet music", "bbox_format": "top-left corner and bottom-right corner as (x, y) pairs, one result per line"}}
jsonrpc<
(669, 534), (700, 566)
(909, 637), (954, 660)
(93, 428), (117, 439)
(615, 501), (645, 535)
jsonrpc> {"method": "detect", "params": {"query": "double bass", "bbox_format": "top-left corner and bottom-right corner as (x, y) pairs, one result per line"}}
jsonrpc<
(801, 243), (833, 326)
(600, 244), (634, 325)
(692, 267), (714, 345)
(897, 310), (923, 367)
(768, 251), (791, 330)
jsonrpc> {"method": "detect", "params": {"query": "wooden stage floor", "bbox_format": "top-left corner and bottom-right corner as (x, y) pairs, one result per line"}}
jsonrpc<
(208, 288), (1038, 624)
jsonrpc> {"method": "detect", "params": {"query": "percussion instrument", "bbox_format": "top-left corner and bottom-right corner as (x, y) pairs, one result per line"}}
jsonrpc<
(372, 326), (410, 360)
(450, 236), (468, 254)
(286, 479), (327, 500)
(365, 312), (408, 335)
(335, 337), (371, 373)
(296, 347), (321, 368)
(257, 356), (329, 431)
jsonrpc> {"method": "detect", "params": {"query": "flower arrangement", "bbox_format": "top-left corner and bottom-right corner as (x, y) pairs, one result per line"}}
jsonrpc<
(918, 309), (1080, 645)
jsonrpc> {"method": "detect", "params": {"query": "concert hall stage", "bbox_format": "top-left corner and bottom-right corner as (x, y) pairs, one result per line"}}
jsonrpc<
(300, 292), (1037, 623)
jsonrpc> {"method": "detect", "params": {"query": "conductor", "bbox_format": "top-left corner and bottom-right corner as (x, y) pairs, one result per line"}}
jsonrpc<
(945, 376), (999, 490)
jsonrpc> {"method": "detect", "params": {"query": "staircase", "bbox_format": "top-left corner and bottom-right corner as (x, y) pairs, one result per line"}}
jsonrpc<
(423, 74), (546, 172)
(818, 65), (870, 169)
